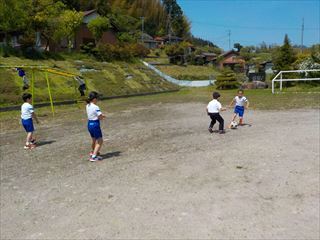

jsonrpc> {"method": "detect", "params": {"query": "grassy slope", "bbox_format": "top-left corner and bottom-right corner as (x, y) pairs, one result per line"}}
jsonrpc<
(0, 55), (178, 106)
(156, 65), (219, 80)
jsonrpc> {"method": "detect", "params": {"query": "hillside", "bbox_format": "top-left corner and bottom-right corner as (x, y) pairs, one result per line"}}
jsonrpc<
(0, 55), (178, 106)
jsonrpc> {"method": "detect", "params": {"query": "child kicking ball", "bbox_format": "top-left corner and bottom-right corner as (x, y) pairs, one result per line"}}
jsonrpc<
(86, 91), (106, 162)
(206, 92), (227, 134)
(21, 93), (39, 149)
(229, 89), (249, 127)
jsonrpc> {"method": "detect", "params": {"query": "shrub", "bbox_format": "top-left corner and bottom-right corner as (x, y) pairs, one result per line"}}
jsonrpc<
(215, 69), (240, 90)
(93, 43), (149, 62)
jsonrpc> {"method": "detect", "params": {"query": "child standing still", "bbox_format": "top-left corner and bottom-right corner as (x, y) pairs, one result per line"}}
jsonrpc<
(207, 92), (226, 134)
(86, 91), (106, 162)
(229, 89), (249, 126)
(21, 93), (39, 149)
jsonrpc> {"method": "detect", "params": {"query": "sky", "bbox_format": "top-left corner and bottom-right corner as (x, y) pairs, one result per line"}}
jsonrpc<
(177, 0), (320, 50)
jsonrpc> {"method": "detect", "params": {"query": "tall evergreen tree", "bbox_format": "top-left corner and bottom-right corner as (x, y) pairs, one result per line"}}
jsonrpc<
(162, 0), (190, 38)
(273, 34), (297, 70)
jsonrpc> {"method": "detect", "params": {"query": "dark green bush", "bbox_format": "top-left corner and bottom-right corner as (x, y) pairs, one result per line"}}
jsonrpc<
(215, 69), (240, 90)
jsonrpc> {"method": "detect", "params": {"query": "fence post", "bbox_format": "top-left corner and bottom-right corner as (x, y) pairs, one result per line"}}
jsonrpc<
(45, 71), (55, 116)
(280, 72), (283, 91)
(272, 80), (275, 94)
(31, 69), (35, 106)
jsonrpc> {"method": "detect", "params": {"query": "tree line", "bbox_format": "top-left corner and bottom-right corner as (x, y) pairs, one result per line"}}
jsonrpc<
(0, 0), (191, 51)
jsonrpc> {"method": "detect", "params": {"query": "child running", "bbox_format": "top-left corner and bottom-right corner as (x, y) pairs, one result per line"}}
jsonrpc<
(229, 89), (249, 126)
(86, 91), (106, 162)
(206, 92), (226, 134)
(21, 93), (39, 149)
(16, 68), (30, 90)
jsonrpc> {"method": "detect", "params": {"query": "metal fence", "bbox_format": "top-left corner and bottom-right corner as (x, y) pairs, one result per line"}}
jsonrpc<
(272, 69), (320, 93)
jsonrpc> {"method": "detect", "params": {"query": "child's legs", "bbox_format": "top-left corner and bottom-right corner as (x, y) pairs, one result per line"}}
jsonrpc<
(238, 108), (245, 124)
(88, 120), (103, 155)
(209, 114), (216, 128)
(231, 113), (237, 122)
(93, 138), (103, 156)
(22, 119), (34, 144)
(91, 138), (96, 151)
(216, 114), (224, 130)
(23, 75), (29, 85)
(26, 132), (33, 144)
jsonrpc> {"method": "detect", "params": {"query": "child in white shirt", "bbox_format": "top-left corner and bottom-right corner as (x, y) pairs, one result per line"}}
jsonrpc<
(21, 93), (39, 149)
(229, 90), (249, 126)
(86, 91), (106, 162)
(206, 92), (226, 134)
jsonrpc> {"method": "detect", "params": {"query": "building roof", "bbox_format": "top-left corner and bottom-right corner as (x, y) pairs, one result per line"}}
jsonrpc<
(219, 50), (239, 58)
(83, 9), (97, 16)
(82, 9), (120, 31)
(202, 52), (217, 57)
(223, 57), (245, 64)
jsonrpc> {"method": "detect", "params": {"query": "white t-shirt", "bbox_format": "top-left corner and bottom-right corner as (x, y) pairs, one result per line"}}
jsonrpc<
(86, 103), (102, 120)
(234, 96), (248, 107)
(21, 103), (34, 120)
(207, 99), (222, 113)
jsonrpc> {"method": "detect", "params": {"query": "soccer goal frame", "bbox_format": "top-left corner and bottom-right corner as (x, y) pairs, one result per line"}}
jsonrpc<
(272, 69), (320, 94)
(0, 65), (87, 115)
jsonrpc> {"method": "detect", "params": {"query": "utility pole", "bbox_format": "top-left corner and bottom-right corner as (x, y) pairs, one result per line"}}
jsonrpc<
(140, 16), (145, 43)
(300, 17), (304, 53)
(228, 30), (231, 50)
(168, 6), (172, 44)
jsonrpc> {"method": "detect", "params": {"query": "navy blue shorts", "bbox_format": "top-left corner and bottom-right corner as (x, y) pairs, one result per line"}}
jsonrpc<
(22, 118), (34, 132)
(234, 106), (245, 117)
(88, 120), (102, 139)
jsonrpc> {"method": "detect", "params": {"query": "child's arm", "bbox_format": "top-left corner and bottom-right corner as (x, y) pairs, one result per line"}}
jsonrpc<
(220, 107), (227, 111)
(32, 112), (39, 124)
(98, 114), (106, 120)
(245, 100), (250, 109)
(229, 98), (235, 108)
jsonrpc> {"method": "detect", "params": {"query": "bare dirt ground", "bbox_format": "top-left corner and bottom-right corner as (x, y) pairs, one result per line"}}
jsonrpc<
(1, 103), (319, 239)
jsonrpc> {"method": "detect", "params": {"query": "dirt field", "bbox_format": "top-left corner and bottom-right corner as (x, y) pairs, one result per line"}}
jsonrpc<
(1, 102), (319, 239)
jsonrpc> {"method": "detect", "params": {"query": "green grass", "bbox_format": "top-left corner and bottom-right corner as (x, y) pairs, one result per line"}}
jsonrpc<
(156, 65), (219, 80)
(0, 55), (178, 106)
(1, 87), (319, 131)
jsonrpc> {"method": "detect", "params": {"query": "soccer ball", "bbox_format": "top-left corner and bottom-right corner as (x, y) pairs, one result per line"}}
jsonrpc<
(230, 121), (238, 129)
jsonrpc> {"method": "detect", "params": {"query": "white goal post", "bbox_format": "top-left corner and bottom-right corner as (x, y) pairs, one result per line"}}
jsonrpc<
(272, 69), (320, 93)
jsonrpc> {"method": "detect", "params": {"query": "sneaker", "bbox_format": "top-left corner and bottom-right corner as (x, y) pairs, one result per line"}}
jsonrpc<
(89, 156), (103, 162)
(219, 130), (226, 134)
(89, 151), (101, 156)
(208, 128), (213, 133)
(24, 145), (30, 150)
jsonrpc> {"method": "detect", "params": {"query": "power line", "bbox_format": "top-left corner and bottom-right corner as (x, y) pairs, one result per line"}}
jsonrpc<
(192, 21), (318, 31)
(179, 0), (318, 2)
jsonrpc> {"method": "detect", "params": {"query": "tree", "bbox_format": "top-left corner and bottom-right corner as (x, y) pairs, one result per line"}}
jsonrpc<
(233, 43), (243, 52)
(239, 46), (255, 61)
(54, 10), (83, 52)
(215, 69), (240, 90)
(0, 0), (30, 45)
(87, 16), (111, 43)
(162, 0), (190, 38)
(165, 41), (190, 64)
(31, 0), (67, 50)
(272, 34), (296, 71)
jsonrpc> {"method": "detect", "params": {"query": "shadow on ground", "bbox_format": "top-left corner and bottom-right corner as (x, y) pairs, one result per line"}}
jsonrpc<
(100, 151), (122, 160)
(37, 140), (56, 147)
